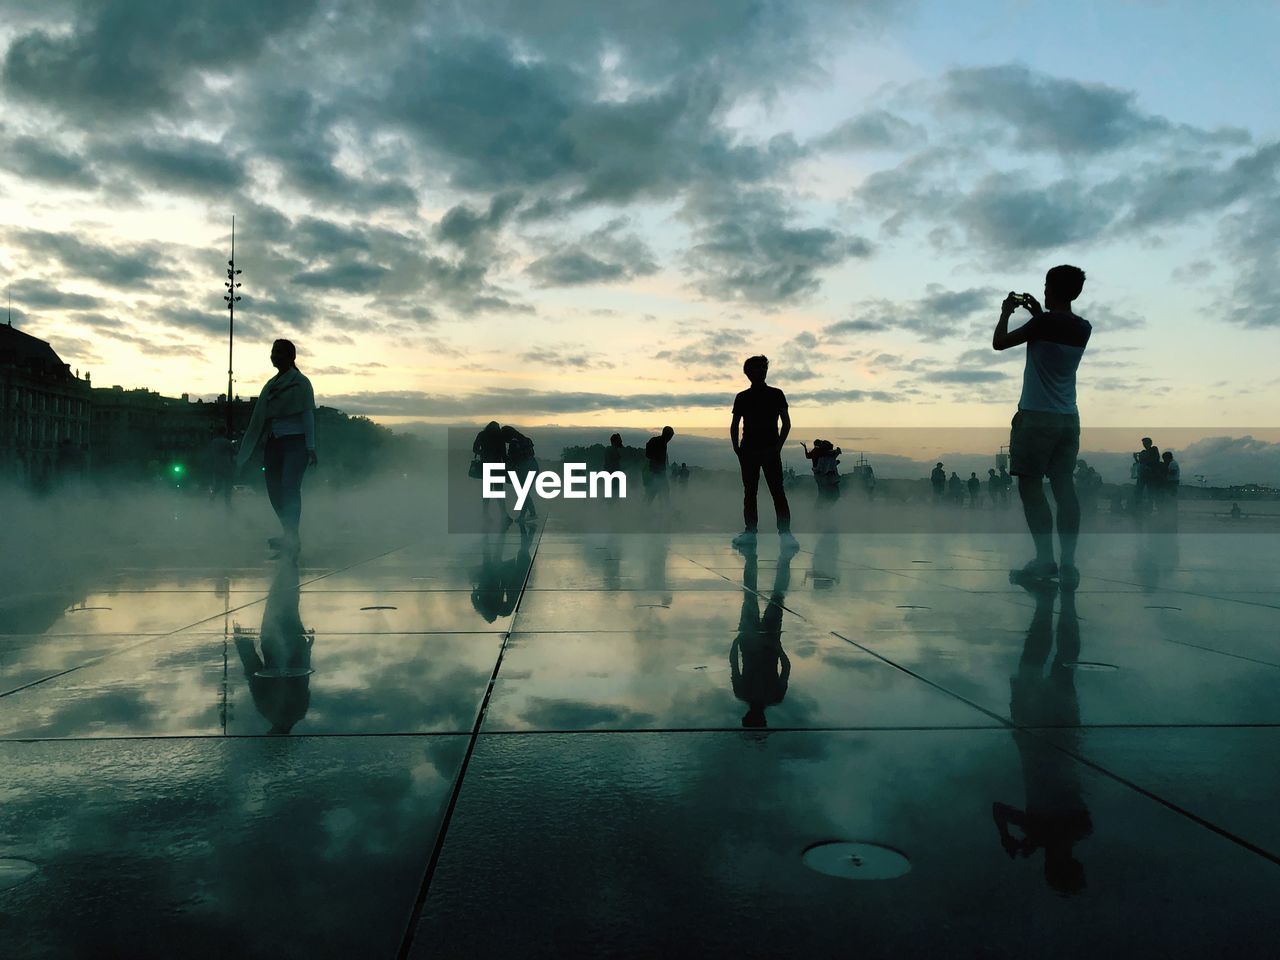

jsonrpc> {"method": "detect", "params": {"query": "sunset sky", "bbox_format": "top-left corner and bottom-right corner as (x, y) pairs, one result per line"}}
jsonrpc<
(2, 0), (1278, 429)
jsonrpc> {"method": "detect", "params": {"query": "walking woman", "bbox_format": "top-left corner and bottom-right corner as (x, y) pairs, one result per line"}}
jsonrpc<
(473, 420), (510, 527)
(236, 339), (318, 556)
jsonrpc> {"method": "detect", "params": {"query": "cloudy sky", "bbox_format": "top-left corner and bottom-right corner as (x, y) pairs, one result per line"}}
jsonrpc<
(2, 0), (1278, 429)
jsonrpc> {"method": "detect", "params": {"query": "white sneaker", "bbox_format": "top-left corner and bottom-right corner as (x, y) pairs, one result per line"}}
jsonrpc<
(731, 529), (758, 548)
(779, 531), (800, 554)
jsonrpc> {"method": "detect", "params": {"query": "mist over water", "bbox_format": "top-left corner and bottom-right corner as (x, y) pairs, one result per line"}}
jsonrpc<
(0, 472), (444, 636)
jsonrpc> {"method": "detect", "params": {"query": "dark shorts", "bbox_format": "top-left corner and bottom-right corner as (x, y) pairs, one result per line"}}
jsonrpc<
(1009, 409), (1080, 478)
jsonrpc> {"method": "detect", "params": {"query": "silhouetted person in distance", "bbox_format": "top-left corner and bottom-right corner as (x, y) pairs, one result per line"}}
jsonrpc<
(474, 421), (511, 527)
(987, 468), (1001, 507)
(948, 470), (963, 504)
(994, 265), (1091, 587)
(236, 339), (318, 558)
(731, 540), (795, 728)
(731, 356), (796, 548)
(208, 427), (234, 507)
(1230, 502), (1243, 520)
(931, 462), (946, 501)
(802, 439), (841, 506)
(236, 557), (313, 735)
(603, 432), (624, 473)
(1162, 451), (1180, 494)
(676, 462), (690, 487)
(1135, 437), (1160, 515)
(999, 465), (1012, 505)
(967, 471), (981, 506)
(644, 426), (674, 506)
(993, 578), (1090, 895)
(501, 425), (539, 525)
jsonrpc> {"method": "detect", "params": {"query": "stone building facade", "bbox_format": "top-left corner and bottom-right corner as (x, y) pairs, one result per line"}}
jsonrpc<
(0, 321), (92, 485)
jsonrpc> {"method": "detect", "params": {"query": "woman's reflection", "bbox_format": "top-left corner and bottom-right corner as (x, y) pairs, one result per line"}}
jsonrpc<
(730, 541), (797, 728)
(471, 524), (534, 623)
(992, 579), (1091, 895)
(236, 557), (313, 736)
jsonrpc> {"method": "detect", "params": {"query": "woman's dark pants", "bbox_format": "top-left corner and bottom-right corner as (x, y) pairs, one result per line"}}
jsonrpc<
(264, 435), (308, 540)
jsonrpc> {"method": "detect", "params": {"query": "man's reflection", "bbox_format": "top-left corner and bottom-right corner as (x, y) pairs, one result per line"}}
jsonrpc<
(236, 557), (313, 735)
(808, 528), (841, 590)
(641, 533), (673, 605)
(471, 524), (534, 623)
(993, 579), (1091, 894)
(730, 541), (797, 728)
(1133, 525), (1179, 592)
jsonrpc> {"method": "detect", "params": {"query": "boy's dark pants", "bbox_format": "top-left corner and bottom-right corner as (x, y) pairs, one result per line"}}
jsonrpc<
(739, 448), (791, 532)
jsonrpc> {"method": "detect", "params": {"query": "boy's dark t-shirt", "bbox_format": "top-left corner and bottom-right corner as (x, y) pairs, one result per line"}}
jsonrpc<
(733, 384), (787, 452)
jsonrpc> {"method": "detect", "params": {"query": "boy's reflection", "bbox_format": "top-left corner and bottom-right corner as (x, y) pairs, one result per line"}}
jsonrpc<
(235, 557), (313, 736)
(730, 542), (796, 728)
(993, 580), (1092, 895)
(641, 533), (673, 605)
(471, 524), (534, 623)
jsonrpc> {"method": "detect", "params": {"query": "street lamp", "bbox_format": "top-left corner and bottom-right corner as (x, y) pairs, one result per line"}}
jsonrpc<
(223, 215), (242, 438)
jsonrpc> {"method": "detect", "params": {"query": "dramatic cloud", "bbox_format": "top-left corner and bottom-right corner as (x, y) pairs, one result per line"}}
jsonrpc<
(521, 348), (616, 370)
(941, 65), (1174, 155)
(526, 218), (659, 287)
(655, 328), (752, 369)
(292, 262), (391, 293)
(10, 229), (175, 288)
(99, 135), (248, 197)
(9, 278), (103, 311)
(0, 130), (98, 187)
(685, 188), (872, 305)
(242, 86), (418, 212)
(922, 369), (1007, 384)
(1, 0), (321, 120)
(827, 286), (999, 342)
(814, 110), (927, 152)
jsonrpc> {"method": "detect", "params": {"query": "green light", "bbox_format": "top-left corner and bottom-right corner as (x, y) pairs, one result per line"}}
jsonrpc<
(171, 464), (184, 475)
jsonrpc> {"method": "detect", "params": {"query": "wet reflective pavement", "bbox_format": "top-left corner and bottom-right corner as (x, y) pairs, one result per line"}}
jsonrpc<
(1, 525), (1278, 957)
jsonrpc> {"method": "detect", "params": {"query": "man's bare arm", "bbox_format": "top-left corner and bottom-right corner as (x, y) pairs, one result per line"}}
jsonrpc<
(777, 407), (791, 450)
(730, 413), (742, 454)
(993, 293), (1043, 351)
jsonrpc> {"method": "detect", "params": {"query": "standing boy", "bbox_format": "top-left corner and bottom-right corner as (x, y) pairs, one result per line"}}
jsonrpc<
(730, 356), (796, 549)
(993, 266), (1092, 586)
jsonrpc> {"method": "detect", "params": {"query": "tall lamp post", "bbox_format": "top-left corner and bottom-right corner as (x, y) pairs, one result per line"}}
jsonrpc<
(223, 216), (242, 437)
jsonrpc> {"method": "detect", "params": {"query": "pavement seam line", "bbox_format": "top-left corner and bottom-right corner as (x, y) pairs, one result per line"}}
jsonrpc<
(396, 519), (548, 960)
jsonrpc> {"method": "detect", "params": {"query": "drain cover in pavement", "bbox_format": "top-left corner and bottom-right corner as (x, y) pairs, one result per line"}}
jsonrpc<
(360, 605), (398, 611)
(0, 859), (39, 890)
(1064, 661), (1119, 672)
(802, 842), (911, 880)
(254, 667), (316, 679)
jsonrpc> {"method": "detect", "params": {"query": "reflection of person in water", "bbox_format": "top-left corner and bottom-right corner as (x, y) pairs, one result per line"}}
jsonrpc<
(235, 558), (313, 735)
(730, 541), (796, 728)
(992, 580), (1091, 895)
(470, 523), (534, 623)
